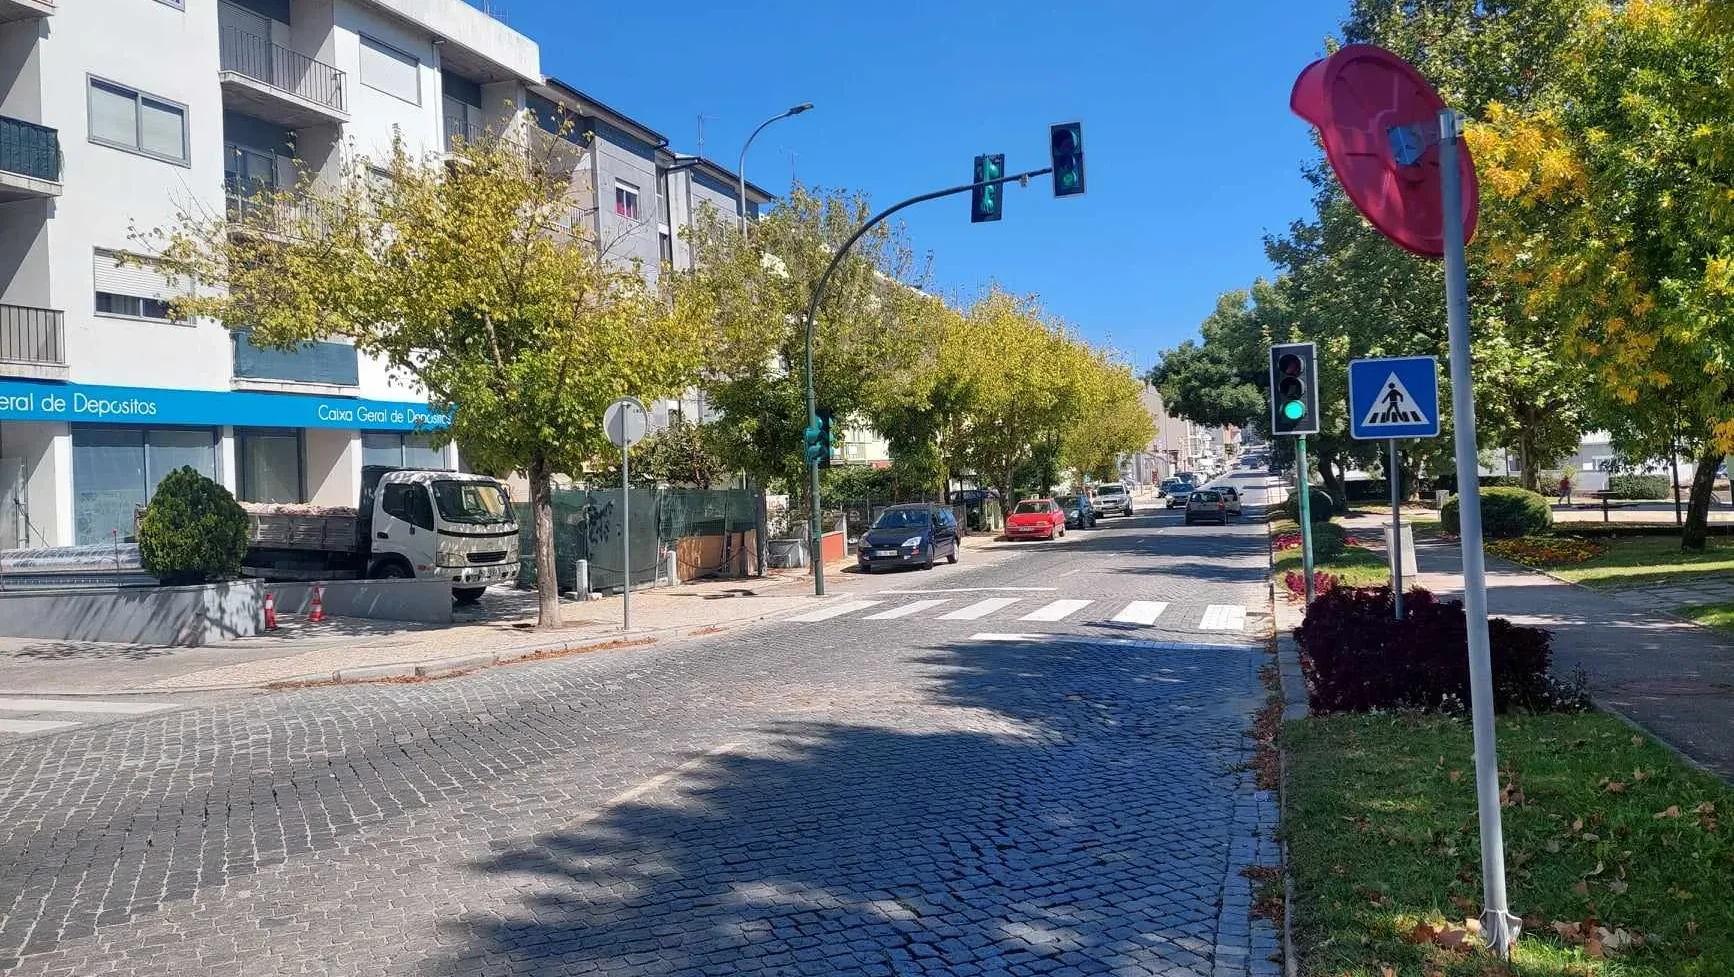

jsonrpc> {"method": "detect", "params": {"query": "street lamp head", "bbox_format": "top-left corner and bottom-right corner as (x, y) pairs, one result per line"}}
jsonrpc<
(788, 103), (815, 116)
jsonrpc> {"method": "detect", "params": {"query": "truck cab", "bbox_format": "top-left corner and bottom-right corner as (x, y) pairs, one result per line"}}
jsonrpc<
(361, 467), (519, 602)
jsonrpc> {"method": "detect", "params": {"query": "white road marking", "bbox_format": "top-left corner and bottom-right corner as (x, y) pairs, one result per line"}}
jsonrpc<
(1199, 605), (1247, 631)
(786, 600), (882, 622)
(968, 633), (1255, 652)
(0, 697), (177, 715)
(878, 587), (1057, 595)
(0, 719), (79, 734)
(863, 599), (950, 620)
(1110, 601), (1169, 625)
(939, 597), (1022, 620)
(1021, 599), (1093, 622)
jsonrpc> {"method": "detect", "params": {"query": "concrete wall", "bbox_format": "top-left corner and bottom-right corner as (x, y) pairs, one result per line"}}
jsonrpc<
(303, 425), (358, 505)
(0, 578), (262, 646)
(268, 577), (451, 623)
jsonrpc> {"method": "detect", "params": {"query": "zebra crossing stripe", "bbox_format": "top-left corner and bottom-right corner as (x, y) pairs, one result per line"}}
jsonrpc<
(1110, 601), (1168, 625)
(0, 719), (79, 734)
(939, 597), (1022, 620)
(786, 600), (882, 622)
(0, 697), (177, 715)
(863, 599), (950, 620)
(1199, 605), (1247, 631)
(1020, 599), (1093, 622)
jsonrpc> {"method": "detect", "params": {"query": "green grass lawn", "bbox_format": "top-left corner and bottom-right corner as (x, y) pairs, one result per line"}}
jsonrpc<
(1526, 535), (1734, 590)
(1678, 602), (1734, 636)
(1274, 544), (1392, 589)
(1286, 713), (1734, 976)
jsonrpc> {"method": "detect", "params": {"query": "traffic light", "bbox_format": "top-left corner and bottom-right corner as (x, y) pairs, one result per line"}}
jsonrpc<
(803, 412), (836, 467)
(1050, 122), (1085, 197)
(971, 154), (1005, 223)
(1269, 342), (1319, 436)
(802, 416), (826, 465)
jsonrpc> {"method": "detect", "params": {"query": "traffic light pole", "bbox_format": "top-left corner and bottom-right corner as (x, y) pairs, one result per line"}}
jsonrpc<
(801, 166), (1054, 596)
(1295, 435), (1315, 605)
(1440, 109), (1520, 958)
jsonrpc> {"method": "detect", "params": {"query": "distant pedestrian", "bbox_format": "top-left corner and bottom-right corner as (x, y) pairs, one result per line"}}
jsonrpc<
(1557, 475), (1572, 505)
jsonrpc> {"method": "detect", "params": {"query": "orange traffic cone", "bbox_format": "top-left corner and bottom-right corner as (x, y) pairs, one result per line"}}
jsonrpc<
(308, 584), (325, 623)
(263, 592), (278, 631)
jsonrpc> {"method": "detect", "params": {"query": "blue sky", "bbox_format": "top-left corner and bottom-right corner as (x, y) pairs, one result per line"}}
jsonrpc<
(493, 0), (1344, 371)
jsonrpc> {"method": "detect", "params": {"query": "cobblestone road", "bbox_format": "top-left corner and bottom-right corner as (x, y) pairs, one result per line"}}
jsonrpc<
(0, 486), (1280, 976)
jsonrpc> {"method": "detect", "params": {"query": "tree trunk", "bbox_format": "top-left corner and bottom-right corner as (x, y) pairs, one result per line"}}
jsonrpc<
(1682, 447), (1725, 552)
(1322, 456), (1349, 514)
(528, 453), (562, 630)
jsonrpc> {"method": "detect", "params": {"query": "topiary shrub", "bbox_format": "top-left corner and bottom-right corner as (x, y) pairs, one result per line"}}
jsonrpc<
(1308, 521), (1348, 560)
(1606, 474), (1671, 500)
(137, 467), (250, 586)
(1296, 585), (1580, 713)
(1282, 487), (1336, 524)
(1440, 486), (1553, 539)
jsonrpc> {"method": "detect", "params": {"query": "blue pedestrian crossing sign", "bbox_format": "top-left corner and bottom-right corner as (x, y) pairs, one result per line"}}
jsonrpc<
(1348, 356), (1440, 440)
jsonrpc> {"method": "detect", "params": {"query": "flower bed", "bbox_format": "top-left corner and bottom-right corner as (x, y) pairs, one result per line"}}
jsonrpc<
(1486, 533), (1605, 566)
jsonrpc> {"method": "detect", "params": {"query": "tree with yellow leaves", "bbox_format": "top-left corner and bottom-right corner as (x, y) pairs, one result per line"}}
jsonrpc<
(1472, 0), (1734, 547)
(136, 123), (707, 627)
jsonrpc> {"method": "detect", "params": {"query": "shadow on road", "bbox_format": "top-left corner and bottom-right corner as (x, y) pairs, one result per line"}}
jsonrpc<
(423, 630), (1268, 976)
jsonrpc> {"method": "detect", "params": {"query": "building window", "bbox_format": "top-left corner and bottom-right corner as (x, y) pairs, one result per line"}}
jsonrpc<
(88, 77), (188, 165)
(72, 427), (218, 545)
(362, 431), (448, 471)
(659, 231), (673, 267)
(358, 36), (421, 105)
(615, 181), (639, 220)
(93, 249), (184, 323)
(237, 429), (304, 503)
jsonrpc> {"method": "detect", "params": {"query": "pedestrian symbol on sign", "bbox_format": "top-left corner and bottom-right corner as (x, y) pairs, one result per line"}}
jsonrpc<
(1360, 373), (1430, 429)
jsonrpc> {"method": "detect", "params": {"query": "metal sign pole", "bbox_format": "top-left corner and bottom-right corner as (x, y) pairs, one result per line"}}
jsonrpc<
(1296, 434), (1315, 605)
(1390, 438), (1404, 619)
(1439, 108), (1519, 956)
(621, 442), (631, 632)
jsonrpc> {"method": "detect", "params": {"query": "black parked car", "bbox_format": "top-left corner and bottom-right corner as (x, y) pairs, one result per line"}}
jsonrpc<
(1056, 493), (1097, 529)
(857, 503), (960, 572)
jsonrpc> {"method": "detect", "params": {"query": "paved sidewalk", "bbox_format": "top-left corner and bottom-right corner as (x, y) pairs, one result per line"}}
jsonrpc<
(1334, 513), (1734, 779)
(0, 535), (1025, 695)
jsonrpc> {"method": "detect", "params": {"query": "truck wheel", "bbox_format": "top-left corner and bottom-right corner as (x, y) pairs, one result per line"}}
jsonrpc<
(371, 560), (412, 580)
(453, 587), (486, 605)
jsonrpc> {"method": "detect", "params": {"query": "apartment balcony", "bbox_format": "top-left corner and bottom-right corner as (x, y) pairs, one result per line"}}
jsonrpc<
(0, 305), (67, 380)
(0, 116), (60, 201)
(0, 0), (52, 22)
(443, 116), (484, 154)
(232, 329), (358, 394)
(218, 27), (348, 128)
(226, 185), (325, 241)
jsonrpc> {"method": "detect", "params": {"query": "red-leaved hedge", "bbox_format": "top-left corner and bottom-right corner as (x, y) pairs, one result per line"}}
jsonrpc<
(1295, 586), (1574, 713)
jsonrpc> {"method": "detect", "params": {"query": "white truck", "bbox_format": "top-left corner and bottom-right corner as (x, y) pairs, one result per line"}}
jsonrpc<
(241, 466), (519, 603)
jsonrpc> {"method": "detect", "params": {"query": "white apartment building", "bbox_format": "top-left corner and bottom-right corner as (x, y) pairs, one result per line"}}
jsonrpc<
(0, 0), (769, 547)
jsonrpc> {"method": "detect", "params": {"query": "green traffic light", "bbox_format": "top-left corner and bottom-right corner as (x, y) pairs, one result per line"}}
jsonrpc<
(1283, 400), (1306, 421)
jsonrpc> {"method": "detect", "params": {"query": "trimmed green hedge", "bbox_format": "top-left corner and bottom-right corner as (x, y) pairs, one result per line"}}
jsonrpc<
(1283, 487), (1336, 524)
(1309, 521), (1348, 560)
(1441, 486), (1554, 539)
(1606, 473), (1671, 500)
(137, 467), (250, 585)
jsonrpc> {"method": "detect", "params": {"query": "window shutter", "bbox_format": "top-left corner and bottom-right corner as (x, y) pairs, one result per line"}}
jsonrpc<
(359, 37), (420, 104)
(92, 249), (184, 301)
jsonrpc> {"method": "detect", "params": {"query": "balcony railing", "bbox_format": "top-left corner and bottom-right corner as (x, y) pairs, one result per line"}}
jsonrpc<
(233, 329), (358, 387)
(226, 185), (325, 239)
(0, 304), (65, 367)
(219, 26), (346, 115)
(444, 116), (484, 153)
(0, 116), (60, 183)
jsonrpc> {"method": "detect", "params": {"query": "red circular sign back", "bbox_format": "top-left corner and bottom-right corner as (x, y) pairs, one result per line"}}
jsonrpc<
(1290, 44), (1477, 259)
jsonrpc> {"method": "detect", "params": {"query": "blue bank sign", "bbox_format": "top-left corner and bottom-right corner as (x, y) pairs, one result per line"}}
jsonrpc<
(0, 380), (449, 431)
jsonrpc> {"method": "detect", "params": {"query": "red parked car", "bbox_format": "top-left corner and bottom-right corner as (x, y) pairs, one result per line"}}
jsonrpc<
(1005, 498), (1066, 540)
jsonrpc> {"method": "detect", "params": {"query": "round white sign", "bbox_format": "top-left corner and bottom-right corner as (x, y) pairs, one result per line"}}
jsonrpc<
(603, 397), (648, 448)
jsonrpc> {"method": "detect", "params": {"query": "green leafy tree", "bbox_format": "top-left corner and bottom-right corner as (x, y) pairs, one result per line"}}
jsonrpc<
(1471, 0), (1734, 547)
(138, 467), (250, 586)
(140, 124), (706, 627)
(631, 416), (730, 488)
